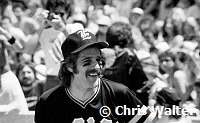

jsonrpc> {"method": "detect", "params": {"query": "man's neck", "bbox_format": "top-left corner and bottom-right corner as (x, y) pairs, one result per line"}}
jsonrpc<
(68, 79), (100, 102)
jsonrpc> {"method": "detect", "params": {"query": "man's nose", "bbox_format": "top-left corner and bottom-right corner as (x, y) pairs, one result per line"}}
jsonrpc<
(93, 60), (101, 69)
(24, 72), (29, 77)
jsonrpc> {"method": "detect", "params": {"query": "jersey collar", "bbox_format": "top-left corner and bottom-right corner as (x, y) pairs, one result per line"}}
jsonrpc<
(65, 80), (100, 108)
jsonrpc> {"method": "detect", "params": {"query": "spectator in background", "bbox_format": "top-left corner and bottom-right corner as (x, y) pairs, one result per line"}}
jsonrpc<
(0, 17), (29, 70)
(33, 0), (68, 91)
(129, 7), (147, 51)
(162, 17), (178, 43)
(182, 17), (200, 41)
(134, 0), (161, 18)
(129, 7), (144, 27)
(177, 0), (194, 11)
(25, 0), (44, 19)
(161, 17), (183, 49)
(112, 0), (136, 18)
(158, 50), (198, 103)
(0, 0), (18, 24)
(138, 14), (155, 51)
(28, 0), (83, 91)
(73, 0), (90, 13)
(169, 8), (186, 36)
(0, 34), (28, 113)
(103, 22), (149, 105)
(186, 0), (200, 19)
(15, 62), (45, 110)
(68, 7), (87, 28)
(95, 14), (112, 42)
(90, 0), (112, 7)
(154, 87), (192, 123)
(12, 0), (40, 36)
(158, 0), (178, 20)
(178, 49), (200, 101)
(0, 17), (26, 52)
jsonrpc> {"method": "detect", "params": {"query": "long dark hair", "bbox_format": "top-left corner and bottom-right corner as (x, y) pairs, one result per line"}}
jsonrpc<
(58, 53), (79, 88)
(162, 17), (178, 43)
(106, 22), (134, 48)
(45, 0), (72, 18)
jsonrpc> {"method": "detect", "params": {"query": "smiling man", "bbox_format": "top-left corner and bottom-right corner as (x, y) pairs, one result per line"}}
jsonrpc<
(34, 30), (155, 123)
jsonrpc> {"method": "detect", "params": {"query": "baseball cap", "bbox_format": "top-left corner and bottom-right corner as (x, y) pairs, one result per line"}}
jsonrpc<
(61, 30), (109, 59)
(95, 15), (112, 26)
(131, 7), (144, 15)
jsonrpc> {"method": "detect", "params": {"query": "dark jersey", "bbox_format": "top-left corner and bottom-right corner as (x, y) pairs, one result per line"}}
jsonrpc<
(35, 78), (153, 123)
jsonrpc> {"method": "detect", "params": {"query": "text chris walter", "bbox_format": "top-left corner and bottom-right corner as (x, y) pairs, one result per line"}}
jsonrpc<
(115, 105), (192, 116)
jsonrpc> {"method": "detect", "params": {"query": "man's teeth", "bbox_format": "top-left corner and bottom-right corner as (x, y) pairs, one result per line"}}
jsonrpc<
(89, 73), (98, 76)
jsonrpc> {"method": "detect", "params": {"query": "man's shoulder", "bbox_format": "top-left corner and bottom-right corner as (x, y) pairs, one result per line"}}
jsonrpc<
(101, 78), (131, 93)
(119, 48), (138, 63)
(100, 78), (140, 104)
(39, 85), (64, 101)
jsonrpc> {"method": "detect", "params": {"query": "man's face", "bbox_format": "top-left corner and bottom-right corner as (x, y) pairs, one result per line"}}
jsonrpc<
(13, 7), (24, 19)
(1, 18), (11, 30)
(129, 13), (141, 25)
(19, 65), (35, 86)
(159, 56), (175, 72)
(50, 7), (67, 22)
(72, 47), (103, 88)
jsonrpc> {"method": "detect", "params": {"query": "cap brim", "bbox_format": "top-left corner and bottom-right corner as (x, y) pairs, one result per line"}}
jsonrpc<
(72, 41), (109, 54)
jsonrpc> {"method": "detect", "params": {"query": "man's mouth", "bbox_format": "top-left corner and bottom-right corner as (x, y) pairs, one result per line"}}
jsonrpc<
(22, 78), (30, 81)
(86, 69), (102, 78)
(88, 73), (98, 77)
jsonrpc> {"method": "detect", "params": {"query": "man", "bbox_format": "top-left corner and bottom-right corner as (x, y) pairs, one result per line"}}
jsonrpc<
(103, 22), (149, 105)
(29, 0), (83, 91)
(35, 0), (70, 91)
(35, 30), (155, 122)
(12, 0), (40, 36)
(15, 62), (45, 110)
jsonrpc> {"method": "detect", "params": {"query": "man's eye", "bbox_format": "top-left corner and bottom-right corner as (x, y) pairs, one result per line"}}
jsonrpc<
(96, 58), (104, 66)
(83, 60), (91, 67)
(83, 62), (91, 67)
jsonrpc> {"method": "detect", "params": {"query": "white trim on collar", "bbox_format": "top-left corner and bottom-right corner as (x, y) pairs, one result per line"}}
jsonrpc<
(65, 80), (100, 108)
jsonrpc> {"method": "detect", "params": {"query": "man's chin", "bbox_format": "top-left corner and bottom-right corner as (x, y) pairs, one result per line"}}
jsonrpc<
(87, 76), (100, 85)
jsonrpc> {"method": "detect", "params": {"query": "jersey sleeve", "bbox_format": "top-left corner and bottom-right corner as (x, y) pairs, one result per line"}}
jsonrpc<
(34, 97), (46, 123)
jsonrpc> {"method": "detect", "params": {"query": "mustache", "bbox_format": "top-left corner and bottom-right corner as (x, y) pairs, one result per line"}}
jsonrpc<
(22, 77), (29, 80)
(21, 77), (31, 81)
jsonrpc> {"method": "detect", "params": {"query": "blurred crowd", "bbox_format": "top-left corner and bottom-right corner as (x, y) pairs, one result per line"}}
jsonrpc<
(0, 0), (200, 122)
